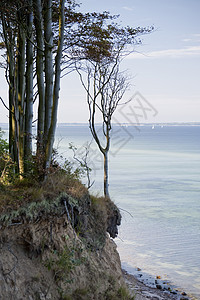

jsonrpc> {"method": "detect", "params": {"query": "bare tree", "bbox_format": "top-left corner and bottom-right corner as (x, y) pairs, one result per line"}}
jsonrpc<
(76, 57), (130, 197)
(75, 22), (153, 197)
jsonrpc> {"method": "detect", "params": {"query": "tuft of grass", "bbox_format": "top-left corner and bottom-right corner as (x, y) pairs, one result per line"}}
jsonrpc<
(117, 287), (135, 300)
(0, 169), (88, 215)
(45, 244), (87, 283)
(73, 288), (88, 298)
(105, 286), (135, 300)
(0, 191), (77, 226)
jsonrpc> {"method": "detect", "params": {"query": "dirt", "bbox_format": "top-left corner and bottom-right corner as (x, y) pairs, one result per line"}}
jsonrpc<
(0, 193), (126, 300)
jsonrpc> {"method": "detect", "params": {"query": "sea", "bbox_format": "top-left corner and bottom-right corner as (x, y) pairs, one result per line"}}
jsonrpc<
(1, 123), (200, 299)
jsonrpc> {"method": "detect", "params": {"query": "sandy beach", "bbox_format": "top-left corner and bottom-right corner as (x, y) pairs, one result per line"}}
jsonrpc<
(122, 269), (193, 300)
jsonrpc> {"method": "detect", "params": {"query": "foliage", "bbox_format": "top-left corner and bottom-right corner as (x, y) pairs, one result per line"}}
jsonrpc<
(0, 129), (8, 154)
(48, 145), (94, 190)
(69, 142), (94, 189)
(105, 286), (135, 300)
(0, 192), (66, 225)
(0, 129), (16, 184)
(117, 287), (135, 300)
(45, 244), (87, 282)
(0, 164), (87, 216)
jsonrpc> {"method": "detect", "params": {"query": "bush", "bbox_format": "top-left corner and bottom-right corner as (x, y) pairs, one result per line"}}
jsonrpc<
(0, 129), (9, 154)
(0, 129), (14, 183)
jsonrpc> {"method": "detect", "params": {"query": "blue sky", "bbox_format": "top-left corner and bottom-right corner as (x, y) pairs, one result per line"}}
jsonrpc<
(0, 0), (200, 123)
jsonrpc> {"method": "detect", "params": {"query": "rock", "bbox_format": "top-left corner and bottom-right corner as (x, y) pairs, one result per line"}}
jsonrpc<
(156, 284), (162, 289)
(106, 206), (121, 238)
(182, 291), (187, 296)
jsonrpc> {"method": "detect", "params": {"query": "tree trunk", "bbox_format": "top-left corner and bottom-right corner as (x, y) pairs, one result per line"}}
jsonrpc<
(17, 15), (26, 177)
(103, 151), (109, 198)
(34, 0), (45, 155)
(8, 38), (17, 165)
(1, 15), (18, 171)
(43, 0), (54, 144)
(24, 2), (33, 172)
(45, 0), (65, 169)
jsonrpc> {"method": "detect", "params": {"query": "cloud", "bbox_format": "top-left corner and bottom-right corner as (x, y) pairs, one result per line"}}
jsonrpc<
(192, 33), (200, 38)
(122, 6), (133, 11)
(182, 34), (200, 43)
(128, 46), (200, 59)
(182, 39), (192, 42)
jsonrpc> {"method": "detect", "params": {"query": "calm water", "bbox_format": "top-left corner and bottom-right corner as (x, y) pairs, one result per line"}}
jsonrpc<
(1, 124), (200, 298)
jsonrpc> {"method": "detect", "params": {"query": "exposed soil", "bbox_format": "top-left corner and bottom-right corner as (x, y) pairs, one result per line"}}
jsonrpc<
(0, 190), (127, 300)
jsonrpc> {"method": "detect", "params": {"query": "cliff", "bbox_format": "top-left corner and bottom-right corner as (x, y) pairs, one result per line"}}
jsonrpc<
(0, 174), (133, 300)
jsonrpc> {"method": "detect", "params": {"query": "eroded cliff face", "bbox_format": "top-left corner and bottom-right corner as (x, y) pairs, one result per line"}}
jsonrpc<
(0, 192), (126, 300)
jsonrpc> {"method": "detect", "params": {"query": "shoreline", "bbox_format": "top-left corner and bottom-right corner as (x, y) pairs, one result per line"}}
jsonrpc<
(122, 269), (196, 300)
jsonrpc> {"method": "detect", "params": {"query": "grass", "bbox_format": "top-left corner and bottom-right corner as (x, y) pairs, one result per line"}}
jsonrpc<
(105, 286), (135, 300)
(0, 169), (87, 215)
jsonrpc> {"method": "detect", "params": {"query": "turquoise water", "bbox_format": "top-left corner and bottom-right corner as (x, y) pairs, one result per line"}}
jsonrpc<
(55, 124), (200, 299)
(1, 124), (200, 298)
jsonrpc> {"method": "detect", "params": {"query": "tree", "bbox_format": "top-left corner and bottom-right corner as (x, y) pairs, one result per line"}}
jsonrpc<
(0, 0), (30, 177)
(0, 0), (66, 178)
(76, 60), (130, 197)
(75, 22), (153, 197)
(0, 0), (122, 180)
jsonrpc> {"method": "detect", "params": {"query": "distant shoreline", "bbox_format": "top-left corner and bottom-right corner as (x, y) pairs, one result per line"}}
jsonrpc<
(1, 122), (200, 127)
(57, 122), (200, 126)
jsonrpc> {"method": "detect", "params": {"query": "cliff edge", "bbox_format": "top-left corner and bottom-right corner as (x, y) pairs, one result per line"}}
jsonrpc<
(0, 173), (132, 300)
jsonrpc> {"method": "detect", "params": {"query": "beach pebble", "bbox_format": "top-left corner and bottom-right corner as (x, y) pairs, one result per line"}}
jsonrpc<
(181, 291), (187, 296)
(156, 284), (162, 289)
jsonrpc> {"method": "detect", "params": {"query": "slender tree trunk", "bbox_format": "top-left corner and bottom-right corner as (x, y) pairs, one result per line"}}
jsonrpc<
(8, 42), (16, 163)
(45, 0), (65, 169)
(103, 150), (109, 198)
(1, 15), (18, 170)
(24, 3), (34, 172)
(17, 16), (26, 177)
(14, 35), (20, 174)
(103, 123), (110, 198)
(43, 0), (54, 145)
(34, 0), (45, 155)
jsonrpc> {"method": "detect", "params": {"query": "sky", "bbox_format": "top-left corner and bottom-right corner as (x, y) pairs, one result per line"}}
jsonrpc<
(0, 0), (200, 124)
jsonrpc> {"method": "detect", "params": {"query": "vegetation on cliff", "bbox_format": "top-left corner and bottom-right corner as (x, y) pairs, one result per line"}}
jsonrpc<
(0, 155), (135, 299)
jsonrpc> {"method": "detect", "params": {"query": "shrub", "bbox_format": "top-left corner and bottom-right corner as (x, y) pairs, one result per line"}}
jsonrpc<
(0, 129), (15, 184)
